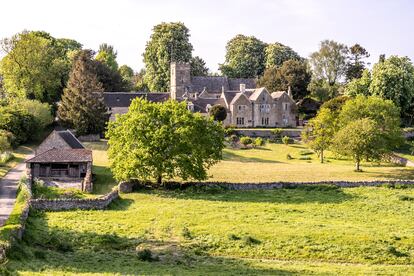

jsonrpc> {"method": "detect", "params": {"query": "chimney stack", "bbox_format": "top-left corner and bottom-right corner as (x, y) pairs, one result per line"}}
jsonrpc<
(287, 86), (292, 98)
(240, 83), (246, 93)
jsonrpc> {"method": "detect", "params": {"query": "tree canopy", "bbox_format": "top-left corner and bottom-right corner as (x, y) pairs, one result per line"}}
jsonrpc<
(346, 44), (370, 81)
(190, 56), (209, 76)
(96, 43), (118, 71)
(309, 40), (348, 86)
(107, 98), (224, 184)
(58, 50), (109, 135)
(209, 105), (227, 122)
(219, 34), (266, 78)
(258, 59), (311, 99)
(143, 22), (193, 92)
(369, 56), (414, 120)
(0, 31), (81, 103)
(264, 43), (302, 68)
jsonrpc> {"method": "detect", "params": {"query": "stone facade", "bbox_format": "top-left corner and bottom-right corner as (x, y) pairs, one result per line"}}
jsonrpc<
(103, 62), (297, 127)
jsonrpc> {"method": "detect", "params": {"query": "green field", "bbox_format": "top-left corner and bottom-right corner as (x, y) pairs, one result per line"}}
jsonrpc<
(86, 141), (414, 194)
(6, 186), (414, 275)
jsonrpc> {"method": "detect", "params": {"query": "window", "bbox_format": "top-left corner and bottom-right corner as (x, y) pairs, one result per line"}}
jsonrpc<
(238, 105), (246, 111)
(283, 103), (289, 111)
(236, 117), (245, 125)
(261, 117), (269, 126)
(187, 102), (194, 111)
(206, 104), (212, 112)
(259, 104), (270, 113)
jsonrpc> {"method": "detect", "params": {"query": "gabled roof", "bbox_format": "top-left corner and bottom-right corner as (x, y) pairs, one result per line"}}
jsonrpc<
(230, 92), (251, 105)
(249, 87), (269, 101)
(271, 91), (287, 99)
(57, 131), (84, 149)
(103, 92), (170, 107)
(191, 98), (221, 113)
(26, 148), (92, 163)
(191, 76), (229, 93)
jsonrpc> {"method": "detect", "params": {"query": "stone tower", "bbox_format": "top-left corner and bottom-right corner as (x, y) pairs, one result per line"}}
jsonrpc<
(170, 62), (191, 100)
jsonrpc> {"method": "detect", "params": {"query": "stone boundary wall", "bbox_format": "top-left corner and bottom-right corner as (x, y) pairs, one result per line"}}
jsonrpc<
(187, 180), (414, 190)
(77, 134), (101, 142)
(235, 129), (302, 138)
(121, 180), (414, 192)
(30, 188), (119, 211)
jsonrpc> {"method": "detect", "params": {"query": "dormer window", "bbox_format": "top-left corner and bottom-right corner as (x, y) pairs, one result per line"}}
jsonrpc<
(206, 104), (212, 112)
(187, 102), (194, 111)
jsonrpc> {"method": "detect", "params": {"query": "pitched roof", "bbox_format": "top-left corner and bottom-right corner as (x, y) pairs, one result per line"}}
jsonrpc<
(103, 92), (170, 107)
(249, 87), (268, 101)
(190, 76), (256, 93)
(191, 98), (222, 113)
(26, 148), (92, 163)
(271, 91), (286, 99)
(57, 130), (84, 149)
(228, 78), (256, 90)
(191, 76), (229, 93)
(230, 92), (250, 105)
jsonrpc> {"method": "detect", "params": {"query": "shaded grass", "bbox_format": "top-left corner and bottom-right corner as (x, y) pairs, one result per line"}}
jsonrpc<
(7, 187), (414, 274)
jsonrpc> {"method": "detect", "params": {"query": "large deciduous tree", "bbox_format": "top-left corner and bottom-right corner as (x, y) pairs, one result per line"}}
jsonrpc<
(0, 31), (81, 103)
(118, 64), (134, 91)
(338, 95), (403, 150)
(344, 69), (371, 97)
(309, 40), (349, 86)
(264, 43), (302, 69)
(58, 50), (109, 135)
(346, 44), (370, 81)
(301, 107), (337, 163)
(96, 43), (118, 72)
(332, 118), (382, 171)
(209, 105), (227, 122)
(369, 56), (414, 122)
(190, 56), (209, 76)
(258, 60), (311, 99)
(219, 34), (266, 78)
(143, 22), (193, 92)
(107, 98), (224, 184)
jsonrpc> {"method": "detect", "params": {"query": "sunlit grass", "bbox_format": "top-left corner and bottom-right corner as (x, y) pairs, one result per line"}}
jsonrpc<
(7, 186), (414, 274)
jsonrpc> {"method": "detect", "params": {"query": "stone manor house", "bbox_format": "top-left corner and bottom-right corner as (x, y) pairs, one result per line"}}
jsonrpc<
(104, 62), (297, 127)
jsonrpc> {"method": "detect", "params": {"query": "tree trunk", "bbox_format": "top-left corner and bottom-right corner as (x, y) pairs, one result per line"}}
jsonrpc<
(355, 160), (360, 171)
(157, 175), (162, 185)
(320, 150), (324, 163)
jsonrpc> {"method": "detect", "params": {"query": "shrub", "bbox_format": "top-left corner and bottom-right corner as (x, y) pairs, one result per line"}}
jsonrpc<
(282, 136), (290, 145)
(209, 105), (227, 122)
(242, 235), (261, 245)
(398, 195), (414, 201)
(0, 106), (38, 145)
(299, 156), (312, 160)
(228, 233), (241, 240)
(0, 130), (14, 153)
(0, 152), (13, 164)
(9, 99), (54, 129)
(253, 137), (265, 147)
(182, 227), (192, 239)
(271, 128), (283, 138)
(240, 136), (253, 148)
(299, 149), (314, 156)
(224, 125), (236, 136)
(137, 248), (157, 261)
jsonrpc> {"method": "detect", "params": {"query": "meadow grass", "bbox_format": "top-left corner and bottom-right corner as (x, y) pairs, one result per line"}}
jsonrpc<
(6, 186), (414, 274)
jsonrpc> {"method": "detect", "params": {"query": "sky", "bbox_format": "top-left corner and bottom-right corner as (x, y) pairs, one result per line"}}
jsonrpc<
(0, 0), (413, 73)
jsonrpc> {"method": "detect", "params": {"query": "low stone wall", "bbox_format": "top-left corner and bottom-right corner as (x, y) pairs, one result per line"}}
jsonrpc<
(187, 180), (414, 190)
(235, 128), (302, 138)
(30, 188), (119, 211)
(389, 153), (414, 167)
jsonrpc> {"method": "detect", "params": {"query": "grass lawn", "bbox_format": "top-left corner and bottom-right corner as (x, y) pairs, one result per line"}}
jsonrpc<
(6, 186), (414, 275)
(0, 145), (33, 180)
(208, 143), (414, 182)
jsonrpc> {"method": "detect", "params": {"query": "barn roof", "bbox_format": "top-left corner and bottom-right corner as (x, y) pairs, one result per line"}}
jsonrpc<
(26, 148), (92, 163)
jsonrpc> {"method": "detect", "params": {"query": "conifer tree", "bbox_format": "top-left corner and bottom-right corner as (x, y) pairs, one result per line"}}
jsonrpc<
(58, 50), (109, 135)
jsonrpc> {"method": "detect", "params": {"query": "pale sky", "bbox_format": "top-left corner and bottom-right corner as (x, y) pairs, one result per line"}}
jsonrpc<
(1, 0), (413, 73)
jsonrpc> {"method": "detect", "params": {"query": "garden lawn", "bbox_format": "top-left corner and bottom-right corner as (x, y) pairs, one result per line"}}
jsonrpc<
(208, 143), (414, 182)
(6, 186), (414, 275)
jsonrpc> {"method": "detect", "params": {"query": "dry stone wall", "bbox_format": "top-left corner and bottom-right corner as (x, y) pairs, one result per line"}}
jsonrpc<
(30, 188), (119, 211)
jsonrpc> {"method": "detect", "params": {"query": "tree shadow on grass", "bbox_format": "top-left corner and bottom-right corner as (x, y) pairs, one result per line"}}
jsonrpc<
(223, 151), (283, 164)
(137, 185), (354, 204)
(92, 165), (116, 194)
(7, 212), (294, 275)
(108, 197), (135, 210)
(363, 168), (414, 180)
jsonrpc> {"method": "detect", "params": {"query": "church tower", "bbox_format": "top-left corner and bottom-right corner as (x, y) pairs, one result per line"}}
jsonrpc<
(170, 62), (191, 100)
